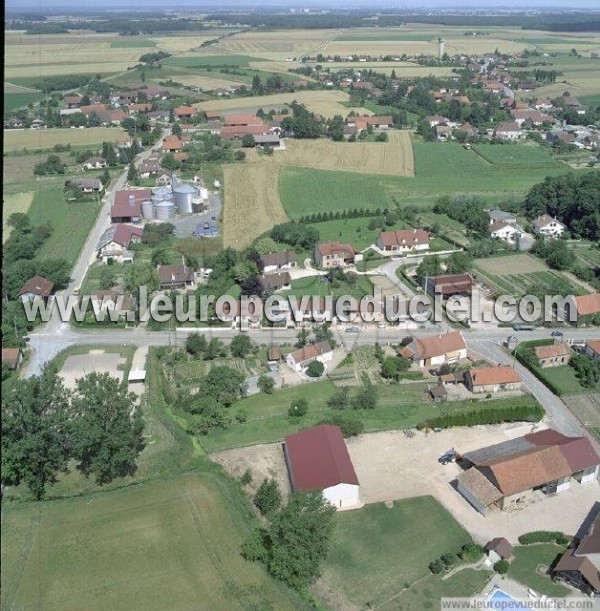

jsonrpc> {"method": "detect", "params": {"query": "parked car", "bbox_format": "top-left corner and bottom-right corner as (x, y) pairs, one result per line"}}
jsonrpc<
(345, 326), (360, 333)
(438, 449), (457, 465)
(551, 330), (563, 337)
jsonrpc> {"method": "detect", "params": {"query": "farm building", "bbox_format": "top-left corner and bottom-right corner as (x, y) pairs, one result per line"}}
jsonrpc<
(456, 429), (600, 516)
(493, 121), (522, 140)
(532, 214), (565, 238)
(535, 343), (571, 368)
(96, 224), (143, 263)
(585, 340), (600, 361)
(68, 178), (104, 194)
(223, 114), (264, 127)
(554, 512), (600, 595)
(174, 106), (197, 119)
(268, 345), (281, 362)
(19, 275), (54, 303)
(1, 348), (23, 371)
(110, 189), (151, 223)
(487, 209), (517, 225)
(157, 264), (195, 290)
(253, 134), (281, 147)
(219, 124), (268, 141)
(314, 241), (359, 268)
(405, 332), (467, 368)
(286, 341), (333, 373)
(284, 424), (361, 510)
(260, 250), (297, 274)
(424, 273), (474, 298)
(64, 94), (82, 108)
(260, 271), (291, 293)
(484, 538), (514, 563)
(572, 294), (600, 326)
(464, 366), (522, 393)
(82, 156), (107, 170)
(376, 229), (429, 254)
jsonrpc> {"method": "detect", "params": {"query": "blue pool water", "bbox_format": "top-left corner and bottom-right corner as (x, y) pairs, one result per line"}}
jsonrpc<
(487, 589), (528, 609)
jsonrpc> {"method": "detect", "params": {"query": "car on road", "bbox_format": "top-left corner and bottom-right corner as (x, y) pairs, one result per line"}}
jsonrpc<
(345, 326), (360, 333)
(551, 330), (563, 337)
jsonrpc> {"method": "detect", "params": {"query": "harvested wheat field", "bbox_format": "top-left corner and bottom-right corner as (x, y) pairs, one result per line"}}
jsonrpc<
(223, 163), (288, 249)
(4, 127), (128, 152)
(3, 192), (35, 242)
(275, 132), (415, 176)
(196, 89), (355, 119)
(475, 254), (548, 276)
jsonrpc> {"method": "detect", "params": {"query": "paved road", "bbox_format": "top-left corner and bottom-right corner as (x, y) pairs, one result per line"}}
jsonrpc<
(469, 340), (591, 438)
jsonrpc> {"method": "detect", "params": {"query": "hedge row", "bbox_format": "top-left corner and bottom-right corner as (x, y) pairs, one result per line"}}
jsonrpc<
(518, 531), (569, 545)
(298, 207), (390, 224)
(514, 349), (564, 397)
(417, 403), (544, 430)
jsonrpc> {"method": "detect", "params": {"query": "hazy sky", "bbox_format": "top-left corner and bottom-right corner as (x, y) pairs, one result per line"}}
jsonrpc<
(7, 0), (600, 10)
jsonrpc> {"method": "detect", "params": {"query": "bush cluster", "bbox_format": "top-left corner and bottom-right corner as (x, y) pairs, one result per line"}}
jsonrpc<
(417, 403), (544, 430)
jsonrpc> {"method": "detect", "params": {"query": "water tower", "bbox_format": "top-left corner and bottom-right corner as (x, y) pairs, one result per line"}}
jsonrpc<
(438, 38), (446, 60)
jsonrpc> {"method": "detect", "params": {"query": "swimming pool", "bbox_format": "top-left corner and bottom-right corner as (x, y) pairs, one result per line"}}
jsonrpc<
(487, 589), (528, 609)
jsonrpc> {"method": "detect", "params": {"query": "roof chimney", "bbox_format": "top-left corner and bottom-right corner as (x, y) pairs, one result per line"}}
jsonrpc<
(129, 195), (135, 208)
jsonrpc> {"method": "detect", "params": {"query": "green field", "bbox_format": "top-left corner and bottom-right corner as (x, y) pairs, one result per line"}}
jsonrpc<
(508, 545), (570, 598)
(163, 54), (264, 67)
(1, 354), (308, 611)
(321, 496), (488, 609)
(195, 379), (541, 452)
(472, 143), (564, 169)
(28, 187), (100, 267)
(580, 93), (600, 108)
(110, 38), (156, 48)
(279, 142), (572, 215)
(4, 91), (43, 115)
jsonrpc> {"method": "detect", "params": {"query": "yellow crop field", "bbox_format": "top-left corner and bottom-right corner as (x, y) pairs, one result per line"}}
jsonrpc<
(197, 89), (356, 118)
(274, 132), (415, 176)
(216, 29), (338, 58)
(151, 34), (227, 53)
(4, 127), (128, 152)
(222, 163), (287, 249)
(3, 192), (35, 242)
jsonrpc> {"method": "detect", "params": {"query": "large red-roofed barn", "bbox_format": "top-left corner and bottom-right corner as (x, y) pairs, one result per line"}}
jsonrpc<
(284, 424), (361, 510)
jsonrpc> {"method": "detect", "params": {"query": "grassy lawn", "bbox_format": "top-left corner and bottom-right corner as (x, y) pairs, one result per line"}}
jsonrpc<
(472, 143), (564, 169)
(321, 497), (485, 609)
(516, 340), (596, 395)
(282, 273), (375, 299)
(197, 380), (541, 452)
(109, 37), (156, 48)
(29, 187), (100, 268)
(508, 545), (570, 598)
(163, 54), (265, 67)
(1, 352), (309, 611)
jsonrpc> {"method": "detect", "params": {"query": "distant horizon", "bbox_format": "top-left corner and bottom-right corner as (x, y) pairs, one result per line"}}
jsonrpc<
(6, 1), (600, 13)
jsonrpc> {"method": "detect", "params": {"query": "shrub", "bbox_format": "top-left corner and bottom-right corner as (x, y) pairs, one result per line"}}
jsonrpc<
(258, 374), (275, 394)
(440, 552), (459, 570)
(235, 407), (249, 423)
(240, 468), (252, 485)
(461, 543), (484, 562)
(518, 531), (566, 545)
(429, 559), (444, 574)
(318, 414), (364, 437)
(288, 398), (308, 418)
(494, 560), (509, 574)
(253, 478), (282, 516)
(306, 360), (325, 377)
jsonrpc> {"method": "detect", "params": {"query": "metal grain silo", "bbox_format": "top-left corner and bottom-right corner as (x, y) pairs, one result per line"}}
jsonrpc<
(173, 183), (196, 215)
(152, 186), (171, 203)
(141, 199), (155, 220)
(155, 200), (175, 221)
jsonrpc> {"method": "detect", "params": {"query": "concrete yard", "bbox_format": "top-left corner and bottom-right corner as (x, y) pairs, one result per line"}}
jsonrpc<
(212, 422), (600, 545)
(59, 350), (125, 390)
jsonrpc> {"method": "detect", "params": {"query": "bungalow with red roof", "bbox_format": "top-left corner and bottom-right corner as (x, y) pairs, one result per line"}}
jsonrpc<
(314, 241), (359, 268)
(2, 348), (23, 370)
(585, 339), (600, 361)
(535, 343), (571, 368)
(494, 121), (522, 140)
(572, 294), (600, 326)
(174, 106), (197, 119)
(284, 424), (361, 509)
(405, 332), (467, 368)
(286, 341), (333, 373)
(162, 135), (183, 153)
(19, 275), (55, 303)
(464, 366), (522, 393)
(376, 229), (429, 255)
(219, 124), (268, 141)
